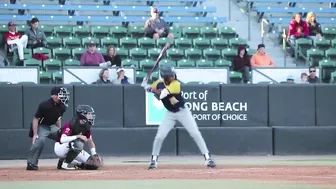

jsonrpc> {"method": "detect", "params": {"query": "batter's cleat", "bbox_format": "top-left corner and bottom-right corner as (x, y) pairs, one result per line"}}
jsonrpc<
(148, 160), (157, 169)
(206, 159), (216, 168)
(26, 163), (39, 171)
(60, 162), (76, 170)
(57, 158), (64, 170)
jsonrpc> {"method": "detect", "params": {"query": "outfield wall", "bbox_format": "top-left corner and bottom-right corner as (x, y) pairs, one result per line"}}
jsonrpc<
(0, 84), (336, 159)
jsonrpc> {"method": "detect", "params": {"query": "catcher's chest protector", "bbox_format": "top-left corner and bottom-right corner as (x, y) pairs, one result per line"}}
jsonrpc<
(70, 119), (90, 136)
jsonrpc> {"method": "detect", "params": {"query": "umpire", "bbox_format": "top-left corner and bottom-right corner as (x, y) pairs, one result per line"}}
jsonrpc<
(27, 86), (70, 171)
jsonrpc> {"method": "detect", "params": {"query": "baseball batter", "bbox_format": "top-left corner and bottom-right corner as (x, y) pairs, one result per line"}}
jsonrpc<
(54, 104), (101, 170)
(142, 65), (216, 169)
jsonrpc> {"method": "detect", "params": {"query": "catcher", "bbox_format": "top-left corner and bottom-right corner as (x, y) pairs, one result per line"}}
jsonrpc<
(54, 104), (103, 170)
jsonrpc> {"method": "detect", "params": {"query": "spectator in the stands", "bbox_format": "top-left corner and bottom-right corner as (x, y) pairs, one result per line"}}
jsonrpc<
(233, 45), (251, 83)
(287, 13), (309, 56)
(301, 72), (309, 83)
(80, 41), (105, 66)
(144, 8), (174, 40)
(92, 68), (112, 84)
(308, 66), (320, 83)
(24, 18), (47, 49)
(306, 12), (323, 40)
(103, 45), (121, 67)
(4, 21), (28, 63)
(286, 75), (295, 83)
(112, 67), (133, 84)
(251, 44), (276, 67)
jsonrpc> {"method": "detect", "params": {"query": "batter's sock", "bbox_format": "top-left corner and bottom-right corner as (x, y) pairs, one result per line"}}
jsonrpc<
(151, 155), (158, 162)
(203, 153), (210, 160)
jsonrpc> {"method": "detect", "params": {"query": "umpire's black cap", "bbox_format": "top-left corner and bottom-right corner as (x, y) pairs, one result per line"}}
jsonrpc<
(51, 86), (63, 95)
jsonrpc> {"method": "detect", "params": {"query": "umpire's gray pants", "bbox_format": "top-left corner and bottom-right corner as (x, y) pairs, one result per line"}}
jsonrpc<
(27, 125), (59, 166)
(152, 107), (209, 156)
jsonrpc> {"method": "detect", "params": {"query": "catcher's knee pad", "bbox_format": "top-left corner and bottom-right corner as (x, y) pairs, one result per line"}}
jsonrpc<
(65, 140), (84, 164)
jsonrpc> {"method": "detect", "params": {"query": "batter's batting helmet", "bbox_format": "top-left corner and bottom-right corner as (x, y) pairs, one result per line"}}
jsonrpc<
(160, 65), (175, 79)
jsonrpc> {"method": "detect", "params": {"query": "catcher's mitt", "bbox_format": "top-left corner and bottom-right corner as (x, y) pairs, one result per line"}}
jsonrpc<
(86, 154), (104, 169)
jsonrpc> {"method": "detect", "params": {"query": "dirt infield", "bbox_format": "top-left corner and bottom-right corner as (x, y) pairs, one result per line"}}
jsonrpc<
(1, 165), (336, 186)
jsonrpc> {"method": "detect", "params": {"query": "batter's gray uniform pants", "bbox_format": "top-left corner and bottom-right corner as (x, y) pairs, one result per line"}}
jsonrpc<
(152, 107), (209, 156)
(27, 124), (59, 166)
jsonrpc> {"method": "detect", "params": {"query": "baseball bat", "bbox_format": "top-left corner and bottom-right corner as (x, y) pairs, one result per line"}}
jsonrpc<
(146, 42), (170, 81)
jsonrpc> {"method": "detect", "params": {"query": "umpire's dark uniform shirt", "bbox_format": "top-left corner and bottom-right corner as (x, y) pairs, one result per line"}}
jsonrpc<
(35, 98), (66, 125)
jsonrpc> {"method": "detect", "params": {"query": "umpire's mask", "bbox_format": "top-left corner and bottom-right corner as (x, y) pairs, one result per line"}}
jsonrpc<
(51, 86), (70, 107)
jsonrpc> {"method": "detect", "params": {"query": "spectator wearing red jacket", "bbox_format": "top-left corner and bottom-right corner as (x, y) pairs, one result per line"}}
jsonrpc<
(4, 21), (28, 61)
(287, 13), (309, 56)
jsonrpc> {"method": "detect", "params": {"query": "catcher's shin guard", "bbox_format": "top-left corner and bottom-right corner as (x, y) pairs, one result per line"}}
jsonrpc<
(65, 141), (83, 164)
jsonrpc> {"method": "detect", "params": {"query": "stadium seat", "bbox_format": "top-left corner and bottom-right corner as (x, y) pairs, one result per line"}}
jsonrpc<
(54, 25), (72, 38)
(177, 59), (196, 67)
(44, 59), (62, 72)
(100, 37), (119, 48)
(129, 48), (147, 61)
(319, 59), (336, 83)
(122, 59), (139, 70)
(200, 27), (218, 38)
(208, 81), (224, 85)
(196, 59), (214, 67)
(115, 47), (129, 59)
(148, 48), (161, 60)
(307, 48), (325, 67)
(72, 48), (86, 60)
(91, 26), (110, 38)
(53, 48), (72, 61)
(39, 71), (52, 84)
(211, 38), (229, 49)
(46, 36), (63, 49)
(222, 48), (237, 61)
(326, 48), (336, 61)
(229, 71), (243, 83)
(166, 48), (184, 61)
(169, 26), (182, 38)
(63, 37), (81, 49)
(247, 48), (257, 57)
(175, 38), (193, 50)
(33, 47), (52, 57)
(229, 38), (247, 49)
(64, 58), (80, 66)
(110, 26), (128, 38)
(82, 37), (100, 48)
(332, 39), (336, 48)
(314, 38), (331, 51)
(52, 71), (63, 84)
(203, 48), (221, 61)
(184, 48), (202, 60)
(40, 25), (54, 37)
(128, 26), (145, 39)
(14, 48), (32, 60)
(219, 27), (236, 40)
(120, 37), (138, 50)
(160, 59), (177, 67)
(215, 59), (231, 67)
(140, 59), (155, 72)
(330, 71), (336, 84)
(322, 27), (336, 40)
(136, 71), (147, 84)
(138, 37), (156, 50)
(150, 71), (160, 81)
(0, 81), (12, 85)
(193, 38), (211, 50)
(16, 24), (27, 34)
(182, 26), (200, 39)
(157, 37), (170, 48)
(295, 38), (313, 59)
(24, 58), (42, 67)
(72, 26), (90, 38)
(96, 47), (107, 55)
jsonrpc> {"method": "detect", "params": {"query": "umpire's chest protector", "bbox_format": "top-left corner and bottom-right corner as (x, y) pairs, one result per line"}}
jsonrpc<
(69, 119), (91, 136)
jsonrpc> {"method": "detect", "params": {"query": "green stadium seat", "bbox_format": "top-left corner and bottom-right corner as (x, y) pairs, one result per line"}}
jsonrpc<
(0, 81), (12, 85)
(322, 27), (336, 40)
(130, 48), (147, 61)
(219, 27), (237, 40)
(193, 37), (211, 50)
(24, 58), (42, 67)
(182, 26), (200, 39)
(319, 59), (336, 83)
(150, 71), (160, 81)
(148, 48), (161, 60)
(52, 71), (63, 84)
(16, 24), (27, 34)
(307, 48), (325, 66)
(14, 48), (32, 60)
(211, 38), (229, 50)
(39, 71), (52, 84)
(222, 48), (236, 62)
(157, 37), (170, 48)
(122, 59), (139, 70)
(229, 38), (247, 49)
(100, 37), (118, 48)
(17, 81), (36, 85)
(72, 48), (86, 60)
(40, 25), (54, 36)
(110, 26), (128, 38)
(0, 24), (7, 34)
(140, 59), (155, 72)
(332, 39), (336, 48)
(166, 48), (184, 61)
(326, 48), (336, 61)
(128, 26), (145, 39)
(33, 47), (52, 57)
(82, 37), (100, 48)
(46, 36), (62, 49)
(177, 59), (196, 67)
(247, 48), (257, 57)
(229, 71), (243, 84)
(64, 58), (80, 66)
(63, 37), (81, 49)
(175, 37), (193, 50)
(215, 59), (232, 67)
(96, 47), (107, 55)
(138, 37), (156, 50)
(160, 59), (177, 67)
(169, 26), (182, 38)
(136, 71), (147, 84)
(184, 48), (202, 61)
(200, 27), (218, 38)
(120, 37), (137, 50)
(115, 47), (129, 59)
(44, 59), (62, 72)
(72, 26), (90, 38)
(314, 38), (331, 51)
(54, 25), (72, 38)
(196, 59), (214, 67)
(295, 38), (313, 59)
(330, 71), (336, 84)
(91, 26), (110, 38)
(203, 48), (221, 61)
(53, 48), (71, 61)
(208, 81), (224, 85)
